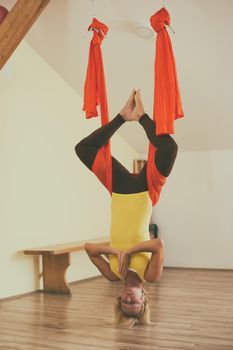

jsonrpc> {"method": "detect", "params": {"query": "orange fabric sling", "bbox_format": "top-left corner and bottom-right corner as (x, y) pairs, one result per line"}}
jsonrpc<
(82, 18), (112, 194)
(147, 7), (184, 205)
(83, 9), (184, 205)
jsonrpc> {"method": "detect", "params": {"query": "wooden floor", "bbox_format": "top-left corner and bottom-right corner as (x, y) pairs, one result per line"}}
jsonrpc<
(0, 268), (233, 350)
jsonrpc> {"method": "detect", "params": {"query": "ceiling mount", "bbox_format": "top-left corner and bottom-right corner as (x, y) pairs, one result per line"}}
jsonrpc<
(135, 22), (154, 39)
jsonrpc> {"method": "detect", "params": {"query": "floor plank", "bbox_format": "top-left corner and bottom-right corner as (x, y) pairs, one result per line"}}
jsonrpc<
(0, 268), (233, 350)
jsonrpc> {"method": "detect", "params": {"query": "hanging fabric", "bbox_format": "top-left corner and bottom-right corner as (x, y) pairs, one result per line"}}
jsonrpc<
(150, 7), (184, 135)
(82, 17), (112, 193)
(147, 7), (184, 205)
(83, 9), (184, 206)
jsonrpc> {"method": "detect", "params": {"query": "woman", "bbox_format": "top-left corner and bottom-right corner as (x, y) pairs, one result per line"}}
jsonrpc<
(75, 90), (178, 326)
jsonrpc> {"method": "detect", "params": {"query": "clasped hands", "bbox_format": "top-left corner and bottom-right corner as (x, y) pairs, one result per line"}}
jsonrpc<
(116, 249), (131, 279)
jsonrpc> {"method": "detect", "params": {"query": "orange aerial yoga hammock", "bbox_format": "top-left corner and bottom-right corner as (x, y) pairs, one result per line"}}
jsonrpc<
(147, 7), (184, 205)
(83, 8), (184, 205)
(82, 18), (112, 194)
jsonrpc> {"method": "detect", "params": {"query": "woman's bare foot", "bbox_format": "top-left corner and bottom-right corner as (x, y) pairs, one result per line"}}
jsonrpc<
(120, 89), (136, 121)
(132, 89), (146, 121)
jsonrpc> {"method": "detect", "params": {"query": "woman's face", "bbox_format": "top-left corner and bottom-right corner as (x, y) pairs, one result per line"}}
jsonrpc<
(120, 287), (144, 316)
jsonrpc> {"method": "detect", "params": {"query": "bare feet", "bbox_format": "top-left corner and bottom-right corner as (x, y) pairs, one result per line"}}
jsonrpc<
(120, 89), (136, 121)
(132, 89), (146, 121)
(120, 89), (146, 122)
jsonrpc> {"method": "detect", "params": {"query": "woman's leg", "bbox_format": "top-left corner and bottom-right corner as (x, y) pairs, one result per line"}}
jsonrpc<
(75, 89), (136, 171)
(133, 90), (178, 177)
(75, 114), (125, 170)
(139, 115), (178, 177)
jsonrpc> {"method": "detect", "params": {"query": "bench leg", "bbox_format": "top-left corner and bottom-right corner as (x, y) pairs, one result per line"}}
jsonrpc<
(42, 253), (71, 295)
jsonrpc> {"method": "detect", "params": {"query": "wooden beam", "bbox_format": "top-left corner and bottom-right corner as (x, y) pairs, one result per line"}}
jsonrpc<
(0, 0), (51, 70)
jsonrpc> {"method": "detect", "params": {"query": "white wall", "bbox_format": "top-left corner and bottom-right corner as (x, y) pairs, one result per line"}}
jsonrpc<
(151, 150), (233, 269)
(0, 41), (139, 299)
(1, 42), (232, 301)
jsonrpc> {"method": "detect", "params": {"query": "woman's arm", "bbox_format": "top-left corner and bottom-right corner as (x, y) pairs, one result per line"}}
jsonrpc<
(119, 238), (164, 282)
(143, 238), (164, 283)
(85, 243), (121, 282)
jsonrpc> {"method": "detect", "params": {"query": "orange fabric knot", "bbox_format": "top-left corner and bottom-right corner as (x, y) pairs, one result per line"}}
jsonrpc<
(88, 17), (108, 44)
(150, 7), (170, 33)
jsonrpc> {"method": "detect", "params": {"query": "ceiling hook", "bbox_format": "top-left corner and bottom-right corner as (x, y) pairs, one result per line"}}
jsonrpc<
(91, 0), (96, 18)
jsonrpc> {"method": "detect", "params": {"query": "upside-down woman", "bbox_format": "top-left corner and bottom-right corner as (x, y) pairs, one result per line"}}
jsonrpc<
(75, 89), (178, 326)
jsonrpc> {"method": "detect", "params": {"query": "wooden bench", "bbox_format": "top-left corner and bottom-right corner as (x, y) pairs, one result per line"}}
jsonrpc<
(24, 237), (109, 295)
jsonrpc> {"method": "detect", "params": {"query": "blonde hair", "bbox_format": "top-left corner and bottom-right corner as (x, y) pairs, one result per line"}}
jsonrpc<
(114, 289), (151, 327)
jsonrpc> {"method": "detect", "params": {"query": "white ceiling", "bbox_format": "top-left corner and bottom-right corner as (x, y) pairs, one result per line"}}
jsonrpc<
(2, 0), (233, 153)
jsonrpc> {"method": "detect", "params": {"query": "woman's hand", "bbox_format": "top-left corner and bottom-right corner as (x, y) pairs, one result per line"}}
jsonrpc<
(119, 251), (130, 279)
(111, 248), (123, 266)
